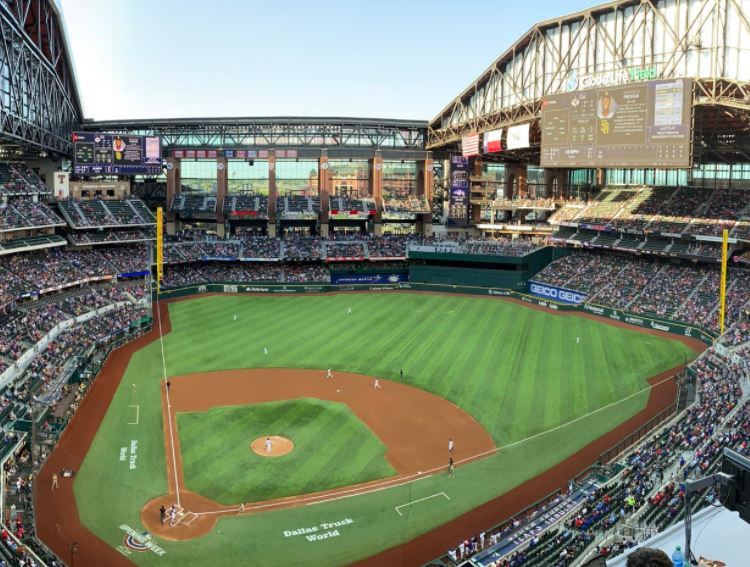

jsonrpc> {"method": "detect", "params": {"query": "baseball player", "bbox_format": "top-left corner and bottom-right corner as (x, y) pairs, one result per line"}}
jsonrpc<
(400, 369), (404, 380)
(169, 505), (177, 527)
(374, 379), (381, 390)
(131, 383), (136, 394)
(326, 369), (333, 379)
(159, 505), (166, 525)
(233, 315), (237, 321)
(448, 457), (454, 478)
(347, 306), (352, 314)
(51, 473), (58, 490)
(448, 438), (454, 454)
(576, 337), (581, 344)
(265, 437), (273, 454)
(264, 347), (268, 355)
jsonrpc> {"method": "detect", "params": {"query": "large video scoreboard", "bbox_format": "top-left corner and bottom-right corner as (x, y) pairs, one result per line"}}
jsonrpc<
(540, 78), (692, 168)
(73, 132), (163, 175)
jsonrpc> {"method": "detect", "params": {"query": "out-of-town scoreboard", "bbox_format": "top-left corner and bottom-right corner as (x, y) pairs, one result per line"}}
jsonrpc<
(73, 132), (162, 175)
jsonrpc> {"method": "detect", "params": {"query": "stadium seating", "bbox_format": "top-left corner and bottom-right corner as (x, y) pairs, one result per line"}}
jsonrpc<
(223, 194), (269, 219)
(0, 199), (64, 232)
(534, 250), (750, 331)
(58, 198), (155, 228)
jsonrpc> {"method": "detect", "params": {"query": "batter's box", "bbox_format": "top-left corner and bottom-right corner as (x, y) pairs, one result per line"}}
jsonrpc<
(181, 511), (199, 525)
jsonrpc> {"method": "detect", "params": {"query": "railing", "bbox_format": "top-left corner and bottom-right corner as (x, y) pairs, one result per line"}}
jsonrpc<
(597, 404), (678, 466)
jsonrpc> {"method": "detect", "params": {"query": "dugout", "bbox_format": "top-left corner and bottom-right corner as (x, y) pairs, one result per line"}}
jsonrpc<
(409, 246), (567, 289)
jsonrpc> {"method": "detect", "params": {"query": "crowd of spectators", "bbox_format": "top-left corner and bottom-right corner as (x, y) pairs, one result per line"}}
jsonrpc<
(161, 262), (330, 288)
(0, 199), (62, 232)
(68, 228), (153, 246)
(535, 250), (750, 331)
(0, 245), (149, 307)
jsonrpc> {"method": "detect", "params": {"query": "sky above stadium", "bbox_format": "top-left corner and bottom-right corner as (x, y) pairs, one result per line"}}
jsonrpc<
(61, 0), (596, 121)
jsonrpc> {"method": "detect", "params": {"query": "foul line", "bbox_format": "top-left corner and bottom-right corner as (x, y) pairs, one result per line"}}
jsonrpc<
(395, 492), (450, 517)
(128, 404), (139, 425)
(156, 293), (181, 508)
(191, 370), (678, 517)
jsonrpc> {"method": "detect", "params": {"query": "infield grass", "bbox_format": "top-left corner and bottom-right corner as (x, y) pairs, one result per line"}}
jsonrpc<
(177, 399), (396, 504)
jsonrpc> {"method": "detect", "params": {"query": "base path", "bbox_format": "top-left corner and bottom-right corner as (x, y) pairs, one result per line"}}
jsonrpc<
(141, 367), (496, 540)
(33, 294), (705, 567)
(251, 436), (295, 457)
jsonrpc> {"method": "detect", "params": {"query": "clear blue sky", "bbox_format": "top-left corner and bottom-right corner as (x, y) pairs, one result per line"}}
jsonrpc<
(60, 0), (597, 121)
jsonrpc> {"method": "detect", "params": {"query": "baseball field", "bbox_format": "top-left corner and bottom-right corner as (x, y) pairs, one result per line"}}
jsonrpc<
(37, 292), (701, 566)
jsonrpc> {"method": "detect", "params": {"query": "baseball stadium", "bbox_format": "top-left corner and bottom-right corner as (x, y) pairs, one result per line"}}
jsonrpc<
(0, 0), (749, 566)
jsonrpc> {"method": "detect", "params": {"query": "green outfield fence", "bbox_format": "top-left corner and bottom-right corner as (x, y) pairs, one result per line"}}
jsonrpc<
(153, 282), (718, 346)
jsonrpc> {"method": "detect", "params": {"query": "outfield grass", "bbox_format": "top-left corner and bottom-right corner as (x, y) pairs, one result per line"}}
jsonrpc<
(165, 293), (694, 444)
(74, 292), (698, 566)
(177, 399), (395, 504)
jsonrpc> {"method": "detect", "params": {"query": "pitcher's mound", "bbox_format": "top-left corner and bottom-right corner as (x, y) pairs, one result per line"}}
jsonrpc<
(251, 436), (294, 457)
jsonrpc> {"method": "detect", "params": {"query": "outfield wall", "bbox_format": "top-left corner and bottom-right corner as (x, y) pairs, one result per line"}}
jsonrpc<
(154, 282), (717, 346)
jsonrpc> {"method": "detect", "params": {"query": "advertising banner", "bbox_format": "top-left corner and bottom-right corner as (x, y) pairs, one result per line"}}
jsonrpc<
(331, 273), (408, 285)
(448, 155), (470, 226)
(528, 281), (587, 305)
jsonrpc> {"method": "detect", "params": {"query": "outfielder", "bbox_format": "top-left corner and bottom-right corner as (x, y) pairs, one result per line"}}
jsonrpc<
(346, 306), (352, 314)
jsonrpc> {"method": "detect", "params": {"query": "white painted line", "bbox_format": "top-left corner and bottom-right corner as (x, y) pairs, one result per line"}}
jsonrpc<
(394, 492), (450, 517)
(128, 404), (139, 425)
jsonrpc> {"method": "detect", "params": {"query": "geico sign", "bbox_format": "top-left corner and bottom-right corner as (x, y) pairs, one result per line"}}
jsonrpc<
(529, 283), (585, 304)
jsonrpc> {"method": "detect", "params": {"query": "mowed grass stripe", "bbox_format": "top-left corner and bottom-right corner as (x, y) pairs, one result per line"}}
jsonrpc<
(164, 294), (696, 446)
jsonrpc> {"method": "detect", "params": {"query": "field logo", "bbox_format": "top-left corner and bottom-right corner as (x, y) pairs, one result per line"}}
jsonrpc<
(651, 322), (670, 332)
(529, 282), (586, 305)
(117, 525), (166, 557)
(387, 274), (400, 283)
(283, 518), (354, 542)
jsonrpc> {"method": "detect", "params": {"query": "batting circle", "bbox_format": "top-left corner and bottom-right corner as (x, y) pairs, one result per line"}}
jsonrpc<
(250, 435), (294, 457)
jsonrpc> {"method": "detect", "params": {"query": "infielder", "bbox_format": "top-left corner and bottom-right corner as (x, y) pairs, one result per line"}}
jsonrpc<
(265, 437), (273, 454)
(448, 438), (454, 454)
(374, 379), (381, 390)
(326, 369), (333, 379)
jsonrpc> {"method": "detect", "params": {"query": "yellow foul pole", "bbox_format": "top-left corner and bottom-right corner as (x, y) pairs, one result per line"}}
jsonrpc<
(719, 228), (728, 335)
(156, 207), (164, 294)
